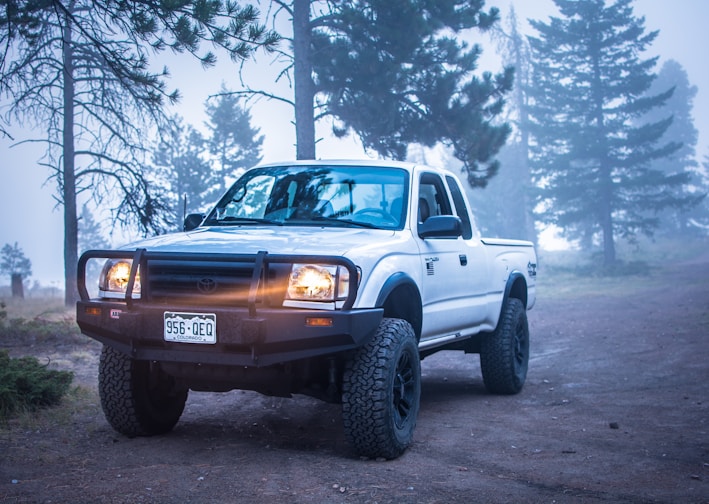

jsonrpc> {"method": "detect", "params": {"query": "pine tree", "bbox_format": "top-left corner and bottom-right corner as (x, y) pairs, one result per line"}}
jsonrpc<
(640, 59), (703, 234)
(77, 205), (111, 288)
(0, 1), (277, 305)
(527, 0), (695, 267)
(469, 6), (535, 241)
(205, 86), (264, 194)
(152, 116), (215, 226)
(244, 0), (512, 187)
(686, 151), (709, 233)
(78, 205), (110, 253)
(0, 242), (32, 298)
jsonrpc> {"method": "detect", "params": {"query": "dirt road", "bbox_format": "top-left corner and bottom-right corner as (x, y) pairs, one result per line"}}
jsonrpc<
(1, 254), (708, 503)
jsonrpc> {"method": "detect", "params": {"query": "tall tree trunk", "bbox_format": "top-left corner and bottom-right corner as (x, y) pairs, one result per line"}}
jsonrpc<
(599, 165), (616, 267)
(590, 37), (616, 267)
(62, 11), (79, 306)
(11, 273), (24, 299)
(293, 0), (316, 159)
(510, 22), (536, 246)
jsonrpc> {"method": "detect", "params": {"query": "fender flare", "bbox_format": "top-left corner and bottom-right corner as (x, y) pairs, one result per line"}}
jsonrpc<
(500, 271), (528, 315)
(374, 272), (423, 340)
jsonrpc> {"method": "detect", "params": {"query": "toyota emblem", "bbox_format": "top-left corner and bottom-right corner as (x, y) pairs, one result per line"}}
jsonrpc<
(197, 278), (217, 294)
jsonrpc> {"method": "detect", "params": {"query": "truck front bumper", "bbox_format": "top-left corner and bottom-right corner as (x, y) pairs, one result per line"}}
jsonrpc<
(77, 300), (383, 367)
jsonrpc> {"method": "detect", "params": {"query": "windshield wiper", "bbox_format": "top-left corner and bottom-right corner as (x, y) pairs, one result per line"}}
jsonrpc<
(213, 217), (284, 226)
(311, 216), (379, 229)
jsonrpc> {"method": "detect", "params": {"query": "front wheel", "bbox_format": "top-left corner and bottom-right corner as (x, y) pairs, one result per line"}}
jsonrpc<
(342, 318), (421, 459)
(98, 345), (188, 436)
(479, 298), (530, 395)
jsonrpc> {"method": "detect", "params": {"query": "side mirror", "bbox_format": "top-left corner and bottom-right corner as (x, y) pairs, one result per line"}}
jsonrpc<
(183, 213), (205, 232)
(418, 215), (463, 239)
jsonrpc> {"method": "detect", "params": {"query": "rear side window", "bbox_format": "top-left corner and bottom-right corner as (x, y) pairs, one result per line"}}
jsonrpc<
(445, 175), (473, 239)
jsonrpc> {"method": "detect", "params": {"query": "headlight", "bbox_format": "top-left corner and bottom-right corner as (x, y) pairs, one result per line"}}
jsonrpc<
(287, 264), (350, 302)
(99, 259), (141, 299)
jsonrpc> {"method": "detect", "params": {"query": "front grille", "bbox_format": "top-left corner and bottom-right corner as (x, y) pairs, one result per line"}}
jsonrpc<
(146, 260), (289, 307)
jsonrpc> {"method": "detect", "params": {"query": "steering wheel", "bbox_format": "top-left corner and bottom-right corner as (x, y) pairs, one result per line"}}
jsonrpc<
(352, 208), (399, 226)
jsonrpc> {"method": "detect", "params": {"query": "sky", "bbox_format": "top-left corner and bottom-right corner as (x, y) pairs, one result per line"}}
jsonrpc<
(1, 0), (708, 288)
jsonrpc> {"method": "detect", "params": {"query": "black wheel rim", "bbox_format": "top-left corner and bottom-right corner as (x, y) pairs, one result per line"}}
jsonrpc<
(393, 350), (416, 429)
(514, 318), (529, 368)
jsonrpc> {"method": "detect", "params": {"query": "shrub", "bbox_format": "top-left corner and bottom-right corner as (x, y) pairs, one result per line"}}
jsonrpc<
(0, 350), (74, 421)
(1, 316), (81, 344)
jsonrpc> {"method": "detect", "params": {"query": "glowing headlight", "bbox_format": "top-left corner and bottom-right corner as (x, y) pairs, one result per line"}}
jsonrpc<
(287, 264), (349, 302)
(99, 259), (141, 298)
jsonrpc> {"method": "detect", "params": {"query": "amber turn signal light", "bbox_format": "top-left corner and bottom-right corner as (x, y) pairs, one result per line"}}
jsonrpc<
(305, 317), (333, 327)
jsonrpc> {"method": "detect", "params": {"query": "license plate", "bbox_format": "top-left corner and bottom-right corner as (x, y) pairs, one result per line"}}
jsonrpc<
(164, 312), (217, 344)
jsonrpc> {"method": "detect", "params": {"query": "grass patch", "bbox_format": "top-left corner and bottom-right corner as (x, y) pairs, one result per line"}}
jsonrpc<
(538, 235), (707, 272)
(0, 300), (82, 346)
(0, 350), (74, 422)
(535, 236), (708, 300)
(0, 296), (71, 320)
(1, 316), (82, 344)
(0, 384), (101, 440)
(0, 298), (82, 422)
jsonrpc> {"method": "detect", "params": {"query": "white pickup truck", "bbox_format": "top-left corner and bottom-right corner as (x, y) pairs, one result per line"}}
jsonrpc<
(77, 159), (537, 459)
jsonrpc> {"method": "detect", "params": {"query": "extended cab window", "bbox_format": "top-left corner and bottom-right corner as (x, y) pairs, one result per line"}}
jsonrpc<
(445, 175), (473, 240)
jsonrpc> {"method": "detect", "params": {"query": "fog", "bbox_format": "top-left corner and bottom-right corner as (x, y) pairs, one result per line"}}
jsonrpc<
(1, 0), (707, 288)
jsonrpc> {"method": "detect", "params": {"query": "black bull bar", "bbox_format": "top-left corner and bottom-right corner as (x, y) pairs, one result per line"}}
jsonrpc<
(76, 249), (383, 367)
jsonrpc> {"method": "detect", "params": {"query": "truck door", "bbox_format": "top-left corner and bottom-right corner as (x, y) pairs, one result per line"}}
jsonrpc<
(416, 172), (488, 340)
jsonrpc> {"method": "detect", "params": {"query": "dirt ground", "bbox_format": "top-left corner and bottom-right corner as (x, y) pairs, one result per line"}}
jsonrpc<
(1, 253), (708, 504)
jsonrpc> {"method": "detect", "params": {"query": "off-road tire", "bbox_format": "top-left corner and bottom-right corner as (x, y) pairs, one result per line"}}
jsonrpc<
(480, 298), (529, 395)
(342, 318), (421, 459)
(98, 345), (188, 436)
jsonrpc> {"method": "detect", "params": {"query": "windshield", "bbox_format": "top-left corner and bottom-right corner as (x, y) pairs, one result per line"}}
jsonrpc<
(203, 165), (409, 230)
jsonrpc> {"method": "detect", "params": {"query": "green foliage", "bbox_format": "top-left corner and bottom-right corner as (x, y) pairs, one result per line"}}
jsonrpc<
(1, 0), (278, 304)
(0, 350), (74, 421)
(0, 316), (82, 344)
(78, 205), (111, 254)
(0, 0), (276, 237)
(466, 141), (535, 241)
(247, 0), (511, 186)
(0, 298), (82, 344)
(527, 0), (698, 266)
(0, 242), (32, 279)
(640, 59), (706, 235)
(152, 115), (215, 225)
(469, 7), (537, 243)
(311, 0), (513, 186)
(151, 89), (264, 225)
(690, 153), (709, 231)
(205, 86), (263, 193)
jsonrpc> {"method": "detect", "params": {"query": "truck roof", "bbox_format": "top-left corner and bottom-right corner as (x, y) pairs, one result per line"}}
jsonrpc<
(254, 159), (457, 178)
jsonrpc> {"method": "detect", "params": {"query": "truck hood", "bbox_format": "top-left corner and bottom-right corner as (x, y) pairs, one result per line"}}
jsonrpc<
(120, 225), (399, 258)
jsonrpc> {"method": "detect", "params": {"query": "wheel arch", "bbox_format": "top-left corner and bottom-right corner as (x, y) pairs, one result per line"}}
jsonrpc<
(503, 271), (528, 311)
(375, 273), (423, 341)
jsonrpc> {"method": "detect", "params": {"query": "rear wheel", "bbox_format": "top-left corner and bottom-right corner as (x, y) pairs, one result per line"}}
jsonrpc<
(98, 345), (188, 436)
(342, 318), (421, 459)
(480, 298), (529, 394)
